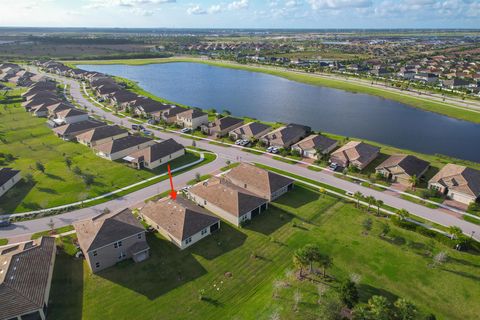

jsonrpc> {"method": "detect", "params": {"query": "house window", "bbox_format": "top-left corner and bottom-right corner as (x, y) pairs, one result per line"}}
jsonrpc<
(95, 262), (100, 268)
(138, 233), (142, 239)
(244, 184), (247, 188)
(93, 250), (97, 257)
(204, 200), (207, 205)
(185, 237), (192, 244)
(201, 228), (208, 235)
(114, 241), (123, 248)
(118, 252), (126, 260)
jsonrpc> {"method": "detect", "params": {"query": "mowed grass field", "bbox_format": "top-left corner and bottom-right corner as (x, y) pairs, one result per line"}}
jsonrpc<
(50, 185), (480, 320)
(0, 90), (198, 213)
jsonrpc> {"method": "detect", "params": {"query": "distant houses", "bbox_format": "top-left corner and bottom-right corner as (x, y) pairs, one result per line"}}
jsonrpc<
(428, 164), (480, 205)
(0, 237), (56, 320)
(291, 134), (338, 159)
(0, 168), (21, 198)
(140, 197), (220, 249)
(330, 141), (380, 170)
(375, 155), (430, 185)
(74, 209), (150, 273)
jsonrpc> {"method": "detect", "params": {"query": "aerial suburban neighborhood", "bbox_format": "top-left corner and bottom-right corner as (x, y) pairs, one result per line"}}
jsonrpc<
(1, 5), (480, 320)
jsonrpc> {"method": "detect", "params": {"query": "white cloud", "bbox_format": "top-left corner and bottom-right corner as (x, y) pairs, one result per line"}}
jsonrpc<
(307, 0), (372, 10)
(208, 4), (223, 14)
(227, 0), (249, 10)
(187, 4), (207, 15)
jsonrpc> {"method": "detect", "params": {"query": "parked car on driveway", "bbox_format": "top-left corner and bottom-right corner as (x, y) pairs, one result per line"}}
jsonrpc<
(142, 129), (153, 136)
(180, 128), (191, 133)
(132, 124), (145, 131)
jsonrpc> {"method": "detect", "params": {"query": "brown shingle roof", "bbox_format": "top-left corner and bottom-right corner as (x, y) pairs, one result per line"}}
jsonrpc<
(292, 134), (337, 152)
(53, 120), (105, 136)
(55, 108), (88, 118)
(74, 209), (145, 252)
(140, 197), (219, 241)
(212, 116), (244, 131)
(331, 141), (380, 164)
(94, 135), (153, 154)
(225, 163), (293, 199)
(0, 237), (56, 320)
(128, 138), (184, 163)
(190, 176), (267, 217)
(76, 125), (127, 143)
(261, 123), (310, 146)
(230, 122), (271, 138)
(429, 164), (480, 198)
(177, 108), (207, 119)
(376, 155), (430, 177)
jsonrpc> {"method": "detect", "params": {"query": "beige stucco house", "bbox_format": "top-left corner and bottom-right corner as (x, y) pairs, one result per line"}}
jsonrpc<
(74, 209), (150, 273)
(229, 122), (272, 140)
(330, 141), (380, 170)
(76, 125), (128, 148)
(140, 197), (220, 249)
(176, 109), (209, 130)
(428, 164), (480, 205)
(0, 237), (56, 320)
(260, 123), (311, 148)
(291, 134), (338, 159)
(126, 138), (185, 169)
(224, 163), (294, 201)
(189, 176), (268, 226)
(201, 116), (244, 138)
(0, 168), (21, 198)
(375, 154), (430, 186)
(93, 135), (155, 161)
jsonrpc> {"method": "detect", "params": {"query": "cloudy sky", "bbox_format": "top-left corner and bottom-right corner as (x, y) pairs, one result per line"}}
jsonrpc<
(1, 0), (479, 28)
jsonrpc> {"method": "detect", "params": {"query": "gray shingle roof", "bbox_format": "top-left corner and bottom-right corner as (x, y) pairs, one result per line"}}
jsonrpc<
(0, 168), (20, 187)
(129, 138), (184, 163)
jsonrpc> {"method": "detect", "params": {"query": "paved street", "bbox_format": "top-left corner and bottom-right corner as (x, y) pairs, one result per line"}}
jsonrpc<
(2, 68), (479, 243)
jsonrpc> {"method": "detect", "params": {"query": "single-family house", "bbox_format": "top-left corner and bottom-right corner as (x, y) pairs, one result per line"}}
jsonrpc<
(125, 138), (185, 169)
(140, 197), (220, 249)
(131, 99), (170, 118)
(176, 109), (209, 130)
(24, 90), (58, 102)
(201, 116), (244, 138)
(76, 125), (128, 148)
(0, 237), (56, 320)
(330, 141), (380, 170)
(428, 164), (480, 205)
(52, 108), (89, 126)
(414, 73), (439, 83)
(0, 167), (21, 198)
(94, 135), (155, 161)
(189, 176), (268, 226)
(53, 120), (105, 141)
(74, 209), (149, 273)
(160, 106), (186, 124)
(229, 122), (272, 140)
(224, 163), (294, 201)
(442, 78), (473, 90)
(46, 102), (73, 118)
(260, 123), (311, 148)
(109, 90), (139, 110)
(375, 155), (430, 185)
(23, 97), (61, 112)
(291, 134), (338, 159)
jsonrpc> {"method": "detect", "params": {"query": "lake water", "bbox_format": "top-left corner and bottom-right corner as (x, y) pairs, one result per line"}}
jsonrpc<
(79, 63), (480, 162)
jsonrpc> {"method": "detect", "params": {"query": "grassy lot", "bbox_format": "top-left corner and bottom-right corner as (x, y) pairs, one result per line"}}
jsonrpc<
(31, 225), (74, 240)
(0, 91), (202, 213)
(0, 239), (8, 246)
(65, 57), (480, 124)
(49, 185), (480, 319)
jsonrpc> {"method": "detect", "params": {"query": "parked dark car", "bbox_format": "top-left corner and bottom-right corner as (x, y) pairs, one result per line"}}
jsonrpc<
(0, 219), (11, 228)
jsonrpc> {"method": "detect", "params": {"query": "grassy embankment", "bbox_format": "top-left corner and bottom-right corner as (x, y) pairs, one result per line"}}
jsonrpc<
(0, 89), (209, 214)
(65, 57), (480, 124)
(50, 185), (480, 320)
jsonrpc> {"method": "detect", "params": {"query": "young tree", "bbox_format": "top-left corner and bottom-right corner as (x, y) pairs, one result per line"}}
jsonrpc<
(339, 279), (359, 308)
(394, 298), (417, 320)
(35, 161), (45, 173)
(319, 254), (333, 278)
(366, 196), (376, 212)
(64, 157), (72, 169)
(397, 209), (410, 221)
(363, 217), (373, 233)
(448, 226), (462, 240)
(302, 243), (323, 273)
(72, 166), (82, 176)
(82, 174), (95, 186)
(292, 248), (308, 278)
(194, 172), (201, 182)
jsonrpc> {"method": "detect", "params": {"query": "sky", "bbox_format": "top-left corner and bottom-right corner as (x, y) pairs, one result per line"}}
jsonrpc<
(0, 0), (479, 29)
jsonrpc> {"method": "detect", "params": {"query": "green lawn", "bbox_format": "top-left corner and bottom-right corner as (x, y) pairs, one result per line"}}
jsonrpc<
(0, 239), (8, 246)
(49, 185), (480, 320)
(65, 57), (480, 124)
(0, 91), (201, 213)
(31, 225), (74, 240)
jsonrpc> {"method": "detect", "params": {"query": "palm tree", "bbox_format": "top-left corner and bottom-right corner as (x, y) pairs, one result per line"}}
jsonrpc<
(353, 191), (363, 208)
(376, 199), (384, 216)
(397, 209), (410, 221)
(448, 226), (462, 240)
(366, 196), (376, 212)
(409, 175), (418, 191)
